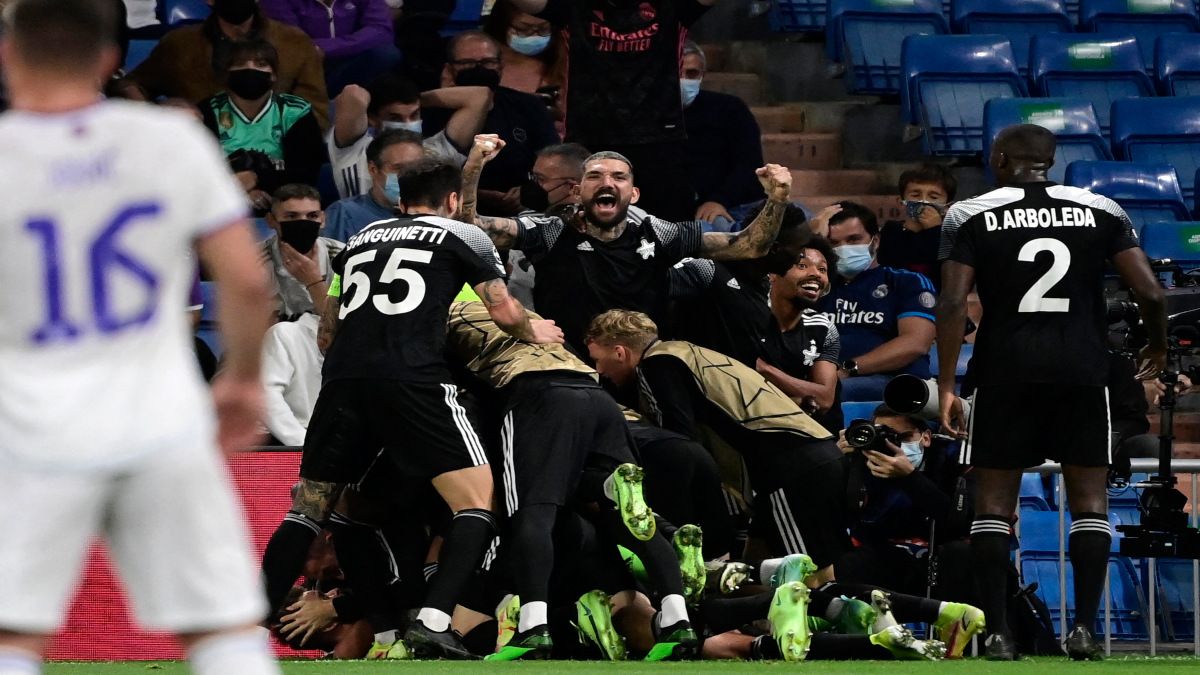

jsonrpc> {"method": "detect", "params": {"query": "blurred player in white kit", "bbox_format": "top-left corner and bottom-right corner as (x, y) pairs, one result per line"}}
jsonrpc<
(0, 1), (280, 673)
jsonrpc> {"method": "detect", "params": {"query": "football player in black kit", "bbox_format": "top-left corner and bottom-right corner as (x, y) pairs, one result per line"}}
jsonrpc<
(458, 133), (795, 354)
(936, 125), (1168, 661)
(261, 159), (565, 660)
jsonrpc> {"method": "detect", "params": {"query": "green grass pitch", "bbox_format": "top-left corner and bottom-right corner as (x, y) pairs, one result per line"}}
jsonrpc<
(41, 657), (1200, 674)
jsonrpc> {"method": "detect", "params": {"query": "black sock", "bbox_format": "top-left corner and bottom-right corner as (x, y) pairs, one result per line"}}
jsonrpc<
(510, 504), (558, 605)
(1069, 512), (1112, 631)
(596, 511), (686, 600)
(818, 582), (943, 624)
(970, 515), (1013, 638)
(809, 633), (893, 660)
(327, 512), (404, 631)
(460, 619), (497, 655)
(424, 508), (497, 616)
(698, 593), (772, 633)
(262, 511), (321, 613)
(808, 587), (834, 618)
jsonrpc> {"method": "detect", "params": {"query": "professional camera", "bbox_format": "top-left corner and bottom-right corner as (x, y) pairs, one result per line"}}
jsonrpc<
(882, 374), (973, 425)
(844, 419), (900, 454)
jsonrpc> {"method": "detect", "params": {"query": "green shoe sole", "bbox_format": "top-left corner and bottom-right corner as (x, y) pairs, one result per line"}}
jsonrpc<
(612, 463), (655, 541)
(575, 590), (627, 661)
(674, 524), (705, 604)
(768, 582), (812, 662)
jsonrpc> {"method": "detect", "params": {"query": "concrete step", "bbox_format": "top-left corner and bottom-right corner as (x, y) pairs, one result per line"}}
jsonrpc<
(791, 170), (884, 197)
(700, 72), (764, 106)
(699, 43), (730, 72)
(751, 106), (807, 134)
(795, 194), (905, 223)
(762, 132), (842, 170)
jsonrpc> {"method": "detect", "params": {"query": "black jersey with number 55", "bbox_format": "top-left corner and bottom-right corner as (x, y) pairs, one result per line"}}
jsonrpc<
(939, 182), (1138, 387)
(323, 214), (506, 384)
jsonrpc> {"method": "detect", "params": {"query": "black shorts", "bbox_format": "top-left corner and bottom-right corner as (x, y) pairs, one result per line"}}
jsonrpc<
(301, 379), (489, 484)
(962, 384), (1111, 469)
(747, 440), (850, 568)
(499, 374), (635, 516)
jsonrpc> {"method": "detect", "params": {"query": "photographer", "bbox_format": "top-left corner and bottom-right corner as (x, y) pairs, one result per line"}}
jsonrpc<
(836, 405), (972, 601)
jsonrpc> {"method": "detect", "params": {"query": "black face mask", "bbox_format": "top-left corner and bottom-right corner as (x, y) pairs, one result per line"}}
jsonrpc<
(227, 68), (273, 100)
(279, 219), (321, 254)
(214, 0), (258, 24)
(454, 66), (502, 90)
(519, 181), (550, 212)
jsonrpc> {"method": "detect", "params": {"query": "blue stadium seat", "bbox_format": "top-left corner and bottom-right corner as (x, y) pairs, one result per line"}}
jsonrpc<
(983, 98), (1111, 184)
(951, 0), (1073, 76)
(1030, 34), (1154, 135)
(901, 34), (1028, 155)
(827, 0), (949, 94)
(1063, 161), (1190, 231)
(1080, 0), (1200, 71)
(769, 0), (828, 31)
(1138, 221), (1200, 267)
(197, 280), (222, 358)
(1020, 474), (1052, 511)
(252, 218), (274, 241)
(1111, 96), (1200, 210)
(317, 163), (339, 208)
(1156, 33), (1200, 96)
(1155, 559), (1197, 640)
(441, 0), (485, 35)
(123, 39), (157, 73)
(159, 0), (210, 26)
(842, 401), (882, 425)
(929, 342), (973, 379)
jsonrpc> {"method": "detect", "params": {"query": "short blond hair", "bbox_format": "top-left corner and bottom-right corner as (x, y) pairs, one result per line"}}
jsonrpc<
(585, 310), (659, 349)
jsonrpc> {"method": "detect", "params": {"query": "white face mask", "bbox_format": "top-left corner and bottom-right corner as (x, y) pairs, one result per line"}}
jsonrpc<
(679, 78), (702, 107)
(834, 243), (873, 278)
(382, 119), (423, 135)
(901, 440), (925, 468)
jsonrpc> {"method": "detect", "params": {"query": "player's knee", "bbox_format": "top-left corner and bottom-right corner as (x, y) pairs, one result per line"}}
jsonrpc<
(290, 479), (341, 521)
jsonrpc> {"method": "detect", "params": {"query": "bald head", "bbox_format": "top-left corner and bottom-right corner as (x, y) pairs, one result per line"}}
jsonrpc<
(990, 124), (1057, 184)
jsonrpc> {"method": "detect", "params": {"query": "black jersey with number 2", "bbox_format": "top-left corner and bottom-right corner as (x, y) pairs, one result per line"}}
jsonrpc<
(323, 214), (506, 384)
(941, 182), (1137, 387)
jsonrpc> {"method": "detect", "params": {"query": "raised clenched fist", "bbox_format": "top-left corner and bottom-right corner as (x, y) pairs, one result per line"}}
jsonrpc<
(756, 163), (792, 202)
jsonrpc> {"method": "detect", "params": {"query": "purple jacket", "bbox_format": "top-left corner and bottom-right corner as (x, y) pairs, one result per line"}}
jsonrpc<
(260, 0), (393, 59)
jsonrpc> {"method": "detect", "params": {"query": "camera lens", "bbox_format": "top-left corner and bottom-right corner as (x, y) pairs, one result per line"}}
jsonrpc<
(846, 419), (878, 449)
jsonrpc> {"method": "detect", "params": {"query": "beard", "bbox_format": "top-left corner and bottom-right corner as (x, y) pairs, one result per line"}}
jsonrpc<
(583, 192), (630, 230)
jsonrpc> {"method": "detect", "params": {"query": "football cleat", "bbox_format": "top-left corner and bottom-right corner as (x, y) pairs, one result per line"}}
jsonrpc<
(704, 560), (751, 595)
(574, 590), (626, 661)
(673, 525), (706, 604)
(767, 582), (812, 662)
(494, 594), (520, 651)
(484, 626), (552, 661)
(830, 596), (877, 635)
(1065, 625), (1103, 661)
(768, 553), (817, 588)
(365, 639), (411, 660)
(868, 589), (899, 633)
(404, 621), (477, 660)
(934, 601), (986, 659)
(983, 632), (1017, 661)
(611, 463), (655, 541)
(870, 625), (946, 661)
(644, 617), (700, 661)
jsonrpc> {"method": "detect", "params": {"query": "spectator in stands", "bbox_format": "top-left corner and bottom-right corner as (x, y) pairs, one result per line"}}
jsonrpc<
(229, 147), (281, 216)
(433, 31), (559, 216)
(202, 39), (327, 189)
(482, 1), (565, 113)
(835, 404), (973, 603)
(262, 184), (346, 320)
(324, 129), (425, 242)
(328, 73), (491, 198)
(877, 163), (956, 291)
(818, 201), (936, 402)
(130, 0), (330, 127)
(508, 0), (716, 222)
(520, 142), (589, 213)
(261, 311), (323, 446)
(680, 41), (765, 233)
(260, 0), (399, 95)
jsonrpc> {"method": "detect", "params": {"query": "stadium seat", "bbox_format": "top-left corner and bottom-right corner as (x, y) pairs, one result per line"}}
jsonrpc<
(769, 0), (828, 31)
(951, 0), (1073, 76)
(983, 98), (1111, 184)
(1079, 0), (1200, 71)
(1156, 33), (1200, 96)
(1063, 161), (1190, 231)
(1138, 221), (1200, 268)
(1030, 34), (1154, 135)
(1111, 96), (1200, 210)
(440, 0), (485, 35)
(159, 0), (210, 26)
(1155, 559), (1197, 640)
(1020, 473), (1052, 511)
(123, 39), (157, 73)
(197, 280), (222, 358)
(317, 163), (339, 208)
(928, 343), (972, 379)
(841, 401), (881, 424)
(901, 34), (1028, 155)
(827, 0), (949, 94)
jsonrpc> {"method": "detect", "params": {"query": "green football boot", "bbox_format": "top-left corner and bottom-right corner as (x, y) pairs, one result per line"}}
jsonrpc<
(610, 463), (655, 541)
(574, 590), (626, 661)
(767, 581), (812, 662)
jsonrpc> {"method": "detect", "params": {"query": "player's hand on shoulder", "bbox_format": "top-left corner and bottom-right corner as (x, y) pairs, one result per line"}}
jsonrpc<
(529, 318), (564, 344)
(212, 374), (267, 454)
(468, 134), (505, 167)
(756, 163), (792, 202)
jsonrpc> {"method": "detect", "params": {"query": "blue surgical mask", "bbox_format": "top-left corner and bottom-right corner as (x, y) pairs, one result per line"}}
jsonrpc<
(383, 173), (401, 204)
(901, 440), (925, 469)
(680, 78), (702, 107)
(508, 33), (551, 56)
(834, 244), (873, 278)
(382, 119), (423, 135)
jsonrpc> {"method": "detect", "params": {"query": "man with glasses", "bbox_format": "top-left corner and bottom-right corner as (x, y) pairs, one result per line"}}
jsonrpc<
(426, 30), (559, 217)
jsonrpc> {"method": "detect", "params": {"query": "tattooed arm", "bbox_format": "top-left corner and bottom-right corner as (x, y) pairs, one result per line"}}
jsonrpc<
(699, 164), (792, 261)
(475, 278), (564, 344)
(459, 134), (521, 251)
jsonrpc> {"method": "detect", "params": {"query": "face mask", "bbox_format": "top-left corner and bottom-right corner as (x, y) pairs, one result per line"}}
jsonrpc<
(454, 66), (502, 90)
(904, 200), (945, 221)
(278, 219), (321, 254)
(834, 244), (873, 278)
(213, 0), (258, 24)
(227, 68), (272, 100)
(508, 34), (551, 56)
(382, 173), (401, 205)
(680, 78), (702, 107)
(382, 119), (423, 135)
(520, 180), (550, 212)
(901, 440), (925, 469)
